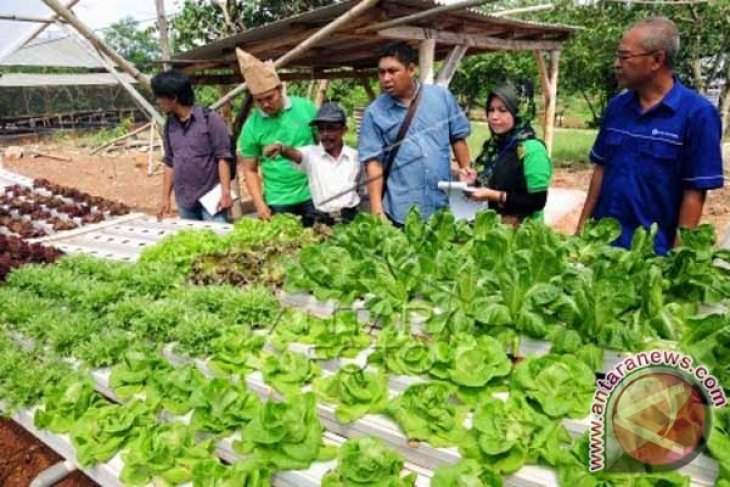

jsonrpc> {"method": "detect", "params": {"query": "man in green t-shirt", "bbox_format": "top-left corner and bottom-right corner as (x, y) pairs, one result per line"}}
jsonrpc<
(236, 49), (318, 225)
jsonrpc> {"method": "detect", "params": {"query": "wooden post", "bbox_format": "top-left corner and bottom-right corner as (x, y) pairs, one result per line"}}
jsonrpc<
(306, 80), (317, 100)
(218, 86), (232, 128)
(544, 50), (561, 156)
(41, 0), (152, 92)
(419, 39), (436, 85)
(155, 0), (172, 71)
(314, 80), (330, 107)
(533, 51), (549, 138)
(210, 0), (381, 110)
(436, 45), (467, 86)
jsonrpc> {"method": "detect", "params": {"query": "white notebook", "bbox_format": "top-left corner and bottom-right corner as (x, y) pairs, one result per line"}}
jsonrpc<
(199, 183), (239, 216)
(437, 181), (489, 221)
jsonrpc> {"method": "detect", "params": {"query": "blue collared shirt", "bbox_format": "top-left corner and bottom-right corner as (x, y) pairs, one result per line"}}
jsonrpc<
(589, 78), (724, 255)
(358, 84), (471, 223)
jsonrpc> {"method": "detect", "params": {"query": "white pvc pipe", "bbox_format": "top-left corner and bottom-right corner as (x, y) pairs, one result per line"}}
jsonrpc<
(30, 460), (77, 487)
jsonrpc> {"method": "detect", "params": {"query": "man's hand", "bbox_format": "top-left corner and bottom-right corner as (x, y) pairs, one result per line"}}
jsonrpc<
(459, 166), (477, 185)
(157, 198), (171, 221)
(218, 191), (233, 212)
(373, 210), (389, 223)
(256, 203), (272, 220)
(263, 143), (283, 159)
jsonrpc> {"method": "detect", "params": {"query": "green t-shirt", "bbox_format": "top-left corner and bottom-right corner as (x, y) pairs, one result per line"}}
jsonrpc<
(239, 96), (317, 206)
(521, 139), (553, 221)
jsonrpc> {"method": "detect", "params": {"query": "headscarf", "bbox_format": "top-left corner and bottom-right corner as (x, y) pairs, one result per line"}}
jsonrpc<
(474, 80), (538, 187)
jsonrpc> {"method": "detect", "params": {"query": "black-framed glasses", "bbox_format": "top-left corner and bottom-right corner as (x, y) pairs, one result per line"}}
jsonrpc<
(615, 51), (658, 62)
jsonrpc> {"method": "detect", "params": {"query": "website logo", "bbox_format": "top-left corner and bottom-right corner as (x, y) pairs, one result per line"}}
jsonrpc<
(589, 350), (726, 473)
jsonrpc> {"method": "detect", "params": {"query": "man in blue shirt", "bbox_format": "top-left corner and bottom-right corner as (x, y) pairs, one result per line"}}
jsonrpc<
(359, 42), (472, 224)
(577, 17), (724, 255)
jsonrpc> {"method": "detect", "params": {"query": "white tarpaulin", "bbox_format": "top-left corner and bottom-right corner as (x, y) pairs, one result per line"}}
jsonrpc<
(0, 0), (55, 62)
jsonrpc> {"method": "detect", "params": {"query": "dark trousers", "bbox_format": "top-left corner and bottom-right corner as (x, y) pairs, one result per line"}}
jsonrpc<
(269, 200), (319, 227)
(312, 206), (359, 226)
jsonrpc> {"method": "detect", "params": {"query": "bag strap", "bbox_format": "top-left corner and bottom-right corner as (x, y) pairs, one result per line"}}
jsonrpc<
(382, 85), (423, 189)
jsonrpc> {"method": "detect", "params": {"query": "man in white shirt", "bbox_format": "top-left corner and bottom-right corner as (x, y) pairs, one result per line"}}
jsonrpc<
(263, 102), (361, 225)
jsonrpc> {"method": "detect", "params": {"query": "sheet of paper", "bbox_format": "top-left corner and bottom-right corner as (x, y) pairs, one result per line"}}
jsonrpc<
(437, 181), (488, 221)
(198, 183), (238, 216)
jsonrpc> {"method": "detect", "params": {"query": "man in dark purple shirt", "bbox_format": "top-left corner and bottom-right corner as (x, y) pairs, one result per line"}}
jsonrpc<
(152, 71), (234, 222)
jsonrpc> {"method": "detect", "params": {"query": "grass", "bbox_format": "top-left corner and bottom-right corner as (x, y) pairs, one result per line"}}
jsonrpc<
(468, 122), (597, 167)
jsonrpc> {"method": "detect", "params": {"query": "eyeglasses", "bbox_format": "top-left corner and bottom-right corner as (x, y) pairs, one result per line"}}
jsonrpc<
(615, 51), (658, 62)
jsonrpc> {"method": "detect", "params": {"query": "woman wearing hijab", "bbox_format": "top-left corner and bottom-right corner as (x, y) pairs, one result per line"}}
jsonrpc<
(462, 82), (552, 225)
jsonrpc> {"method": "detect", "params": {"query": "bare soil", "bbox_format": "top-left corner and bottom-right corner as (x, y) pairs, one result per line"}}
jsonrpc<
(0, 418), (96, 487)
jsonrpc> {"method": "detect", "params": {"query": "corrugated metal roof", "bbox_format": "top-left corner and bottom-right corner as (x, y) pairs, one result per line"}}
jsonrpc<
(0, 36), (104, 68)
(0, 72), (137, 87)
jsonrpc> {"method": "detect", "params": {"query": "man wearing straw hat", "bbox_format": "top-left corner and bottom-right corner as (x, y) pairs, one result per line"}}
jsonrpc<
(236, 49), (319, 226)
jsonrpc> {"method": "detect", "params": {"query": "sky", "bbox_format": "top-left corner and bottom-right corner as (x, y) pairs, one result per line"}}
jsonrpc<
(0, 0), (182, 60)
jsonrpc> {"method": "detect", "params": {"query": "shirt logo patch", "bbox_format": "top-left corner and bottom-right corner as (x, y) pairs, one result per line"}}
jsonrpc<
(651, 128), (679, 139)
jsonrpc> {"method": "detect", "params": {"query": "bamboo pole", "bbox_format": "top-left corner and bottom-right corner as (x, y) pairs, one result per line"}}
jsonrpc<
(356, 0), (496, 34)
(0, 14), (69, 23)
(492, 4), (554, 16)
(91, 122), (152, 154)
(41, 0), (152, 92)
(436, 45), (468, 86)
(155, 0), (173, 71)
(210, 0), (381, 110)
(61, 24), (165, 127)
(544, 50), (561, 156)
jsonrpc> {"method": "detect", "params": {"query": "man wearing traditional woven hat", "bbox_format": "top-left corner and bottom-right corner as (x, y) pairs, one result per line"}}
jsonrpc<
(236, 49), (319, 226)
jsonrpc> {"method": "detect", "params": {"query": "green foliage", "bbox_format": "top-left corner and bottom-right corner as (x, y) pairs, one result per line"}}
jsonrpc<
(103, 17), (160, 67)
(322, 436), (416, 487)
(234, 392), (335, 471)
(191, 458), (272, 487)
(314, 364), (389, 423)
(430, 334), (512, 389)
(34, 375), (101, 433)
(71, 400), (158, 466)
(189, 378), (260, 435)
(557, 434), (691, 486)
(208, 331), (266, 377)
(171, 0), (337, 51)
(386, 382), (468, 448)
(120, 422), (216, 486)
(432, 459), (502, 487)
(261, 350), (320, 395)
(271, 311), (371, 359)
(462, 395), (571, 474)
(680, 313), (730, 394)
(511, 354), (595, 419)
(146, 364), (207, 416)
(370, 329), (434, 376)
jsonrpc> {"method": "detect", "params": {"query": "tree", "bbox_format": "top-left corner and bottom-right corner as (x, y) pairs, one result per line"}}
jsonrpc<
(171, 0), (337, 52)
(528, 0), (730, 132)
(450, 52), (537, 114)
(103, 17), (161, 67)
